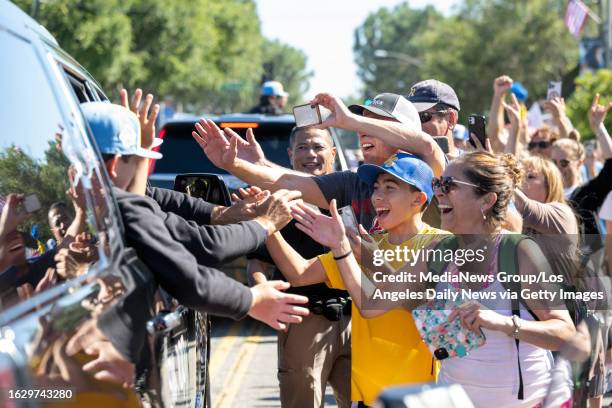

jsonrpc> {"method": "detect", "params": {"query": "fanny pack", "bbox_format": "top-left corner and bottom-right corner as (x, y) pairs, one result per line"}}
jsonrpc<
(309, 295), (351, 321)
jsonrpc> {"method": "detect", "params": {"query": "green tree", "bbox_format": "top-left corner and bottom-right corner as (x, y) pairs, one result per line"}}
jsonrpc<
(260, 39), (313, 106)
(0, 143), (71, 240)
(566, 69), (612, 140)
(13, 0), (273, 113)
(353, 3), (442, 98)
(354, 0), (580, 120)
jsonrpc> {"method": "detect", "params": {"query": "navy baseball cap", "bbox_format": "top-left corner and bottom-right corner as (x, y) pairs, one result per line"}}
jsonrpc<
(406, 79), (460, 112)
(357, 152), (434, 204)
(81, 102), (162, 159)
(348, 93), (421, 130)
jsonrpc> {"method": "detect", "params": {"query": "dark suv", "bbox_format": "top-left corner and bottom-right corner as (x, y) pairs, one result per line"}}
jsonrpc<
(149, 113), (350, 191)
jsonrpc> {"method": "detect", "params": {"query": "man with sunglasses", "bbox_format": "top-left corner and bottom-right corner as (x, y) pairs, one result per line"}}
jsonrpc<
(406, 79), (462, 159)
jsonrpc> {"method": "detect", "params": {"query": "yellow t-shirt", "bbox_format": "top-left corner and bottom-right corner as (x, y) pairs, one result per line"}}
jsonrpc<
(319, 224), (447, 406)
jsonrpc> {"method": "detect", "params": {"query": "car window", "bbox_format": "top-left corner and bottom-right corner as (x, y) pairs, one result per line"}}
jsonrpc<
(0, 29), (112, 311)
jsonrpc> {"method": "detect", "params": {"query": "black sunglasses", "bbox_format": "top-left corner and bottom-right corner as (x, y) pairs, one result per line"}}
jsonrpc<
(419, 110), (449, 124)
(528, 141), (551, 150)
(432, 176), (480, 194)
(553, 159), (571, 168)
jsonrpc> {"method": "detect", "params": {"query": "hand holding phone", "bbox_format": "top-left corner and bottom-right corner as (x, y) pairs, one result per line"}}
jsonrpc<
(467, 115), (487, 150)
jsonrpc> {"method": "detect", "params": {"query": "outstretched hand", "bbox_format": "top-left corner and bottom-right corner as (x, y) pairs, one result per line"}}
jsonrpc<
(292, 199), (346, 250)
(224, 127), (267, 165)
(248, 280), (309, 331)
(120, 88), (160, 149)
(192, 119), (237, 170)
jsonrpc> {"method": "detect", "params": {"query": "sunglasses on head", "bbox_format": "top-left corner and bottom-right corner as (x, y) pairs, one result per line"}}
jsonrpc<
(419, 110), (449, 124)
(553, 159), (571, 168)
(528, 141), (551, 150)
(432, 176), (480, 194)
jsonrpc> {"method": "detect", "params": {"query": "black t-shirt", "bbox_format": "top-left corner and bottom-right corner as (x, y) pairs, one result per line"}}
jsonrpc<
(314, 170), (376, 230)
(248, 218), (347, 299)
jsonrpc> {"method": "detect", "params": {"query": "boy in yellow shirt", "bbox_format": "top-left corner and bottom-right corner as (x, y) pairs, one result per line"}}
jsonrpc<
(267, 153), (447, 406)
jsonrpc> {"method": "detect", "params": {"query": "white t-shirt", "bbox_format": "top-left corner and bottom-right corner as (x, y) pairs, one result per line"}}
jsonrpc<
(598, 191), (612, 221)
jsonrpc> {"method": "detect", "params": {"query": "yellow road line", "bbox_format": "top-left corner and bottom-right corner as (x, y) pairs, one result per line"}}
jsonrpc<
(208, 320), (243, 378)
(213, 324), (264, 408)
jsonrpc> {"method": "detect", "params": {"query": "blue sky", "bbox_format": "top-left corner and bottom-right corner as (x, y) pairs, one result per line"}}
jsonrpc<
(254, 0), (459, 100)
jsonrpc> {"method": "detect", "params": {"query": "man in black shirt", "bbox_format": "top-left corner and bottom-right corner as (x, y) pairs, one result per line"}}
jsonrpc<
(77, 101), (310, 380)
(246, 126), (351, 408)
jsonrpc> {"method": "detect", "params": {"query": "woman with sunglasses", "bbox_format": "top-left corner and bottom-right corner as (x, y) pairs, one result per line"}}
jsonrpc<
(550, 139), (585, 198)
(294, 151), (575, 407)
(527, 126), (559, 159)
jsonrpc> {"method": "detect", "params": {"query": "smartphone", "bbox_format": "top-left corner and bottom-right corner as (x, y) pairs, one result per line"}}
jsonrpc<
(293, 103), (322, 128)
(547, 81), (562, 100)
(338, 205), (358, 234)
(433, 136), (449, 154)
(467, 115), (487, 149)
(24, 193), (41, 213)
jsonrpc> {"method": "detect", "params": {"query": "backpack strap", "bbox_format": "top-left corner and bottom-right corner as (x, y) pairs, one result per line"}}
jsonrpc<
(427, 235), (458, 276)
(497, 233), (539, 401)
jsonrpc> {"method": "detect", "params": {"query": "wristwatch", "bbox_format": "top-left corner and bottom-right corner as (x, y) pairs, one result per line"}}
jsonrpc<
(509, 314), (522, 338)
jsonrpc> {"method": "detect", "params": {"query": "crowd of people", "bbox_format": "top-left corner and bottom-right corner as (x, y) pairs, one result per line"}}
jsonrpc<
(0, 72), (610, 408)
(191, 76), (612, 407)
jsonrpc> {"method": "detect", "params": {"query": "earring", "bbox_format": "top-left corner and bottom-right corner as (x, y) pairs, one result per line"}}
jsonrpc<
(480, 207), (487, 220)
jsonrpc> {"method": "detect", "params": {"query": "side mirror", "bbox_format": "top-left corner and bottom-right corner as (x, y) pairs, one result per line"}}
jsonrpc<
(173, 173), (232, 206)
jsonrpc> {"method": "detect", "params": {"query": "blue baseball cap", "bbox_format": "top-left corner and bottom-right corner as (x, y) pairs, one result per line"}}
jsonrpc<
(357, 152), (434, 204)
(261, 81), (288, 97)
(81, 102), (162, 159)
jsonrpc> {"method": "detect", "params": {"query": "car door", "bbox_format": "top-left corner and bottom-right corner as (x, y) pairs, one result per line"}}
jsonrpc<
(0, 13), (143, 407)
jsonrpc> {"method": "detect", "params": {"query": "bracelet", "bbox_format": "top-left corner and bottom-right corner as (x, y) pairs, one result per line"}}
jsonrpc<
(333, 250), (352, 261)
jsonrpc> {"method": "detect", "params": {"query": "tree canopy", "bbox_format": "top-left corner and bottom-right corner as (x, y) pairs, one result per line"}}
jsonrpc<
(14, 0), (310, 113)
(354, 0), (585, 121)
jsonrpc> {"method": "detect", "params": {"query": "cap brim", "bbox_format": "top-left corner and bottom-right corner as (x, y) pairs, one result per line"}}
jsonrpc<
(136, 147), (162, 159)
(410, 101), (438, 112)
(152, 137), (164, 148)
(357, 164), (386, 186)
(348, 104), (395, 120)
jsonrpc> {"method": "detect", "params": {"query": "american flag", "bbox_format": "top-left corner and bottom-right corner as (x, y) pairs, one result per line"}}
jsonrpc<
(565, 0), (589, 38)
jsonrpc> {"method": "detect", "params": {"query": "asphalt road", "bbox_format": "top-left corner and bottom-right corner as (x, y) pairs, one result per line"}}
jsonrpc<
(209, 317), (339, 408)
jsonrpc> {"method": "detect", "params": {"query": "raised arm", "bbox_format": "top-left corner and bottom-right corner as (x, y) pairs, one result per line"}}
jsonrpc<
(589, 93), (612, 159)
(502, 93), (528, 156)
(311, 93), (445, 177)
(192, 119), (329, 208)
(265, 231), (326, 286)
(292, 200), (427, 317)
(487, 76), (512, 152)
